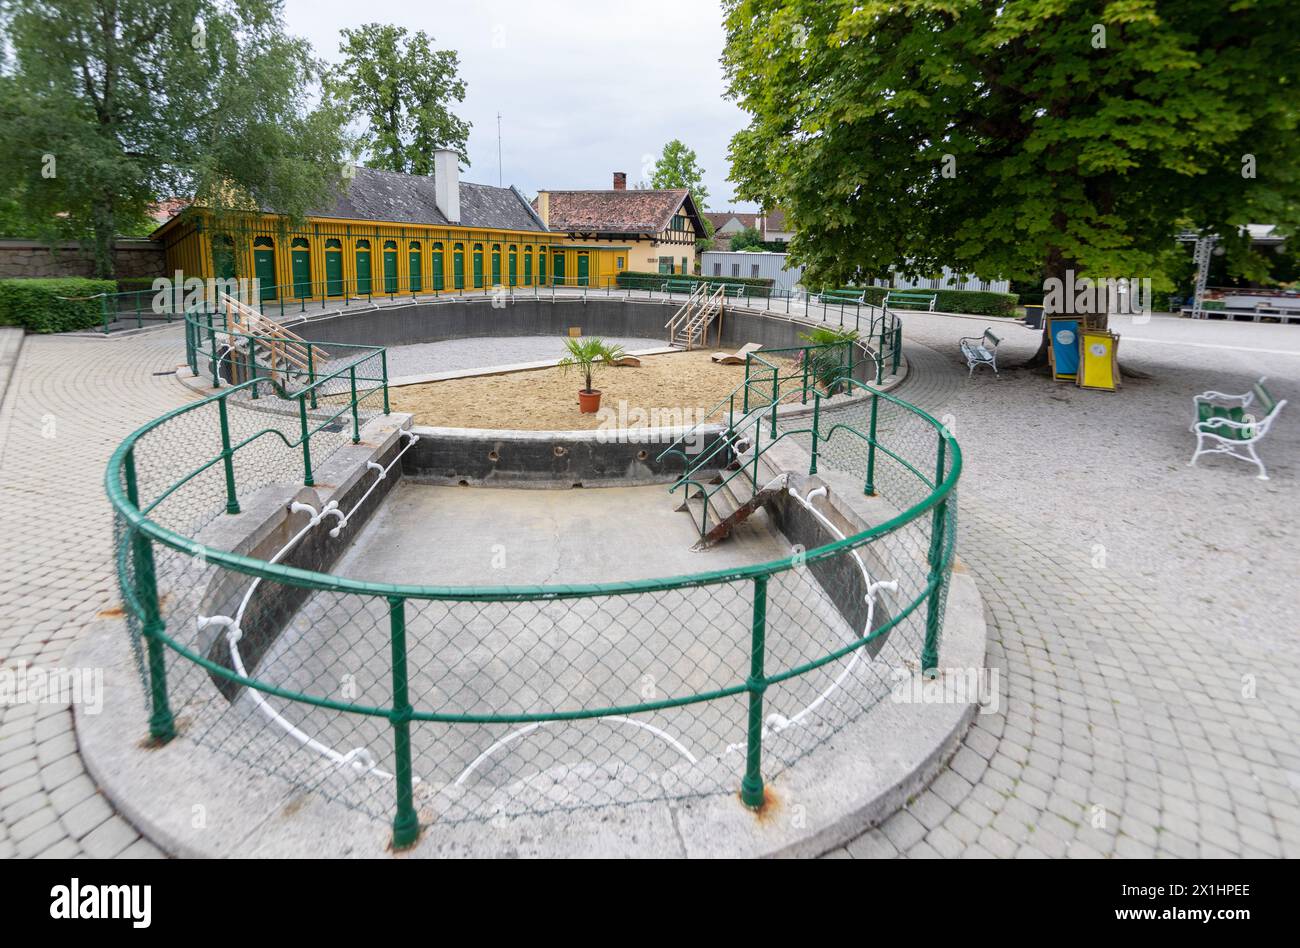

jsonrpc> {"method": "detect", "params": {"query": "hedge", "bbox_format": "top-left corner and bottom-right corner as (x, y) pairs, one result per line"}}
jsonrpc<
(826, 285), (1018, 317)
(617, 270), (776, 296)
(0, 278), (117, 333)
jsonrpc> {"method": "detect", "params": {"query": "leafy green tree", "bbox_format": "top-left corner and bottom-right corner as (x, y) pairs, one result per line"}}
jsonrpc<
(329, 23), (470, 175)
(730, 225), (764, 251)
(0, 0), (352, 277)
(723, 0), (1300, 353)
(651, 139), (710, 209)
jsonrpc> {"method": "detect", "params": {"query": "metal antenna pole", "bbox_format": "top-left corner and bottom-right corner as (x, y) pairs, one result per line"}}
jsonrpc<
(497, 112), (502, 187)
(1191, 233), (1216, 320)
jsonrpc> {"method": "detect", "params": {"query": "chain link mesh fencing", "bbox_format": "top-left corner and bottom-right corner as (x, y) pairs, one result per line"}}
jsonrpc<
(109, 306), (958, 844)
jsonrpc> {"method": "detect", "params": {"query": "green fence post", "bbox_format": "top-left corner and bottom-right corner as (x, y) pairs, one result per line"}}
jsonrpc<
(387, 596), (420, 849)
(893, 324), (902, 373)
(809, 391), (821, 475)
(381, 349), (391, 414)
(800, 352), (809, 405)
(349, 365), (360, 444)
(864, 390), (880, 496)
(247, 343), (259, 400)
(298, 393), (314, 487)
(306, 343), (318, 409)
(921, 436), (948, 678)
(740, 575), (768, 809)
(218, 394), (240, 515)
(770, 367), (779, 438)
(124, 448), (177, 744)
(207, 312), (220, 388)
(877, 317), (888, 383)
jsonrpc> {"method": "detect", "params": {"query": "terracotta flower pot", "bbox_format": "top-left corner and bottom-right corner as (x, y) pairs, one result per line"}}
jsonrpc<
(578, 389), (602, 413)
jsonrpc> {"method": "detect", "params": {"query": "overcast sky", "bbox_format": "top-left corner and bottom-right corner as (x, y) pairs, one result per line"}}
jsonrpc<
(281, 0), (757, 211)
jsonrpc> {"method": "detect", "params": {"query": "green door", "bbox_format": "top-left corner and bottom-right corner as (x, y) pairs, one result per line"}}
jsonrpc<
(538, 251), (546, 285)
(491, 247), (501, 286)
(432, 244), (445, 290)
(453, 245), (464, 289)
(325, 241), (343, 297)
(409, 244), (422, 293)
(473, 246), (484, 288)
(253, 239), (276, 300)
(383, 241), (398, 293)
(508, 247), (517, 286)
(553, 252), (565, 284)
(355, 241), (372, 295)
(577, 253), (589, 287)
(291, 239), (311, 298)
(524, 249), (532, 286)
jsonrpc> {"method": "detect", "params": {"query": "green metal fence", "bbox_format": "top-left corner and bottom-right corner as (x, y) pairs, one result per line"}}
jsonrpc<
(106, 301), (958, 850)
(93, 274), (901, 349)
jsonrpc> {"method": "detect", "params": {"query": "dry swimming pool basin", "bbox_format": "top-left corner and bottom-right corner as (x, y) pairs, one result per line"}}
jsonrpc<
(84, 291), (983, 858)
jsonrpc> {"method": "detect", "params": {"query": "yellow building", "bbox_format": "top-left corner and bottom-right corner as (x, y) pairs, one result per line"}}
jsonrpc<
(533, 173), (706, 283)
(151, 150), (565, 300)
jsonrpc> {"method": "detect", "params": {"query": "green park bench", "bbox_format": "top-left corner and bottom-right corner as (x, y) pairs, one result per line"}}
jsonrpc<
(816, 289), (867, 305)
(664, 279), (695, 294)
(885, 291), (938, 311)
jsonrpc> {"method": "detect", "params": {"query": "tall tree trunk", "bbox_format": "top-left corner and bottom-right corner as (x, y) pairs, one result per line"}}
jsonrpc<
(91, 197), (116, 279)
(1021, 241), (1070, 369)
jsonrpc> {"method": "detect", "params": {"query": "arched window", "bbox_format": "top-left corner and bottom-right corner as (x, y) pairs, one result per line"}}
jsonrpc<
(508, 244), (518, 287)
(432, 241), (445, 291)
(453, 242), (465, 289)
(523, 245), (533, 286)
(473, 243), (484, 289)
(355, 239), (372, 296)
(383, 239), (398, 294)
(290, 237), (311, 298)
(253, 236), (276, 300)
(408, 240), (422, 293)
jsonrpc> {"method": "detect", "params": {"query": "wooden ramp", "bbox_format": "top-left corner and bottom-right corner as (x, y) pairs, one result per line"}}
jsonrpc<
(220, 294), (328, 388)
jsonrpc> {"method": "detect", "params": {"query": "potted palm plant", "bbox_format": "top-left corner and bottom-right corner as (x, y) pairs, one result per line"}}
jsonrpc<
(557, 336), (625, 413)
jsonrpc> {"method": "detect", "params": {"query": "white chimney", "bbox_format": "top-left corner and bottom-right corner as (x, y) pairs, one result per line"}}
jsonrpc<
(434, 149), (460, 223)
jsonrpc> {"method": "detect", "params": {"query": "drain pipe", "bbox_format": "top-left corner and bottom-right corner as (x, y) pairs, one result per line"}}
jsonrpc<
(727, 483), (897, 746)
(197, 431), (420, 781)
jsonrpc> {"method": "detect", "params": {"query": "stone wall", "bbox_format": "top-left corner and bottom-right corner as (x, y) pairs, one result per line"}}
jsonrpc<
(0, 239), (165, 280)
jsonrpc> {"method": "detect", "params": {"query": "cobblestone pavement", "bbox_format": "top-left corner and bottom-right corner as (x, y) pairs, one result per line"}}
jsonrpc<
(828, 313), (1300, 858)
(0, 327), (188, 858)
(3, 311), (1298, 859)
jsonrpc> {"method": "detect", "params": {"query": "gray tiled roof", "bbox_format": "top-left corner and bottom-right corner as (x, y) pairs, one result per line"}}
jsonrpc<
(304, 166), (548, 232)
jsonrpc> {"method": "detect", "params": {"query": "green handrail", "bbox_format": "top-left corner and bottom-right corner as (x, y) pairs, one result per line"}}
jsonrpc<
(105, 292), (957, 844)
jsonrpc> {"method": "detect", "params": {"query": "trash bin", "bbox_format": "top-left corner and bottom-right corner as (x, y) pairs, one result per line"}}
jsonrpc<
(1023, 304), (1044, 329)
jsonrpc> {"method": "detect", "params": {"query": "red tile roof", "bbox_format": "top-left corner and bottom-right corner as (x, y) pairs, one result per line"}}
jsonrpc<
(537, 189), (700, 234)
(762, 208), (790, 233)
(704, 211), (758, 231)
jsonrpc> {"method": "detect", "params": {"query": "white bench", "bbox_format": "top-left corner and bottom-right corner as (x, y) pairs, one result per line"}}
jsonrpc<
(1189, 378), (1286, 480)
(959, 328), (1001, 377)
